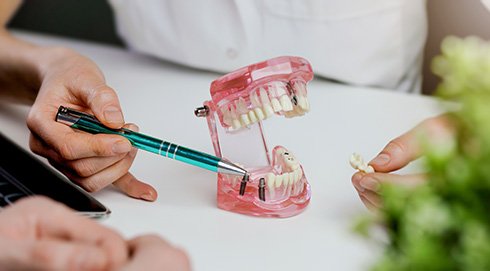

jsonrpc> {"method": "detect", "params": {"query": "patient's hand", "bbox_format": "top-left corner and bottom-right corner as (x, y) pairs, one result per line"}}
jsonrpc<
(351, 115), (453, 210)
(0, 197), (191, 271)
(0, 197), (128, 270)
(26, 48), (157, 201)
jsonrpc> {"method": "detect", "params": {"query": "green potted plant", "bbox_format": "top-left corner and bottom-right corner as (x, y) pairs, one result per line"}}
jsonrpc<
(356, 36), (490, 271)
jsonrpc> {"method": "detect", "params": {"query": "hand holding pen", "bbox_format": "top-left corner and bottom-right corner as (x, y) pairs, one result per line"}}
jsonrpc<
(56, 106), (247, 177)
(23, 48), (157, 201)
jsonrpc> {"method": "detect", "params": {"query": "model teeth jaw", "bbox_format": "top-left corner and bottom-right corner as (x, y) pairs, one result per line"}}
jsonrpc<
(265, 167), (304, 200)
(220, 80), (310, 130)
(264, 148), (305, 200)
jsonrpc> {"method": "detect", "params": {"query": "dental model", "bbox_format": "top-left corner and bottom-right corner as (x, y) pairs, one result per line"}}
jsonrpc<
(195, 56), (312, 218)
(349, 153), (375, 173)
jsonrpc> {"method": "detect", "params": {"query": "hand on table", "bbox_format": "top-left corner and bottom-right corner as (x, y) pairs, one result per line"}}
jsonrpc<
(26, 48), (157, 201)
(351, 115), (453, 210)
(0, 197), (191, 271)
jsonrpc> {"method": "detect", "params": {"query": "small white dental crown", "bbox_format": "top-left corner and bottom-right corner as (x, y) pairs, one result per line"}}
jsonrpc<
(349, 153), (375, 173)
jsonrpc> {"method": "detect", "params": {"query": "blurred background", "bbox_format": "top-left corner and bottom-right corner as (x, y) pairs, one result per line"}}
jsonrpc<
(8, 0), (490, 95)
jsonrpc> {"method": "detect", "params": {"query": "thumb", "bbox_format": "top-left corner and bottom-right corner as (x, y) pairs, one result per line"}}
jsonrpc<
(369, 115), (452, 172)
(84, 84), (125, 129)
(369, 133), (421, 173)
(67, 72), (125, 129)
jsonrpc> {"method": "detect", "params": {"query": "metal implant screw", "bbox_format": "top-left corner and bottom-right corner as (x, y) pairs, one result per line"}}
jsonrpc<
(258, 178), (266, 201)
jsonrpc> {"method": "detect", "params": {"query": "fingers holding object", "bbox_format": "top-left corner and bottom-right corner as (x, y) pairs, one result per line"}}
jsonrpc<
(352, 172), (426, 193)
(369, 115), (453, 173)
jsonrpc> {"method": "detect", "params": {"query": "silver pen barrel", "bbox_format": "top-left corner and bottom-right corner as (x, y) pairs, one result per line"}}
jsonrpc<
(217, 159), (247, 176)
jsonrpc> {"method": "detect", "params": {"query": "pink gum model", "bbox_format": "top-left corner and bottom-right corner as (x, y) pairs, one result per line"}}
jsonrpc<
(195, 56), (313, 218)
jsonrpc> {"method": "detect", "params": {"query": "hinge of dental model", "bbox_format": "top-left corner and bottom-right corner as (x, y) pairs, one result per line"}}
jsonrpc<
(239, 174), (250, 196)
(194, 106), (210, 117)
(349, 153), (375, 173)
(258, 178), (266, 201)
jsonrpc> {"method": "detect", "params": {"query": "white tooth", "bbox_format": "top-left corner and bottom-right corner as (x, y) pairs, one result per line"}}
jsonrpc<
(230, 105), (241, 129)
(240, 114), (250, 126)
(251, 91), (261, 107)
(263, 104), (274, 118)
(259, 88), (274, 118)
(254, 107), (265, 120)
(282, 173), (290, 187)
(296, 168), (303, 181)
(271, 81), (288, 97)
(259, 87), (271, 105)
(248, 110), (257, 123)
(237, 97), (248, 113)
(297, 95), (308, 111)
(221, 108), (233, 126)
(266, 173), (275, 198)
(232, 119), (241, 129)
(271, 98), (282, 112)
(275, 174), (283, 188)
(293, 81), (307, 96)
(236, 98), (251, 126)
(365, 165), (375, 174)
(293, 169), (301, 183)
(279, 95), (294, 111)
(349, 153), (364, 169)
(358, 164), (368, 172)
(305, 98), (310, 111)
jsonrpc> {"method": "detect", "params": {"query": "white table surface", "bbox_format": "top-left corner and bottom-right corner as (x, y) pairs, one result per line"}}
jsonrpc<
(0, 31), (443, 271)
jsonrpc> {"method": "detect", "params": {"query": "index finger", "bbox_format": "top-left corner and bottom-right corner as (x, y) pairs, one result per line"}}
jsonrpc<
(28, 110), (132, 159)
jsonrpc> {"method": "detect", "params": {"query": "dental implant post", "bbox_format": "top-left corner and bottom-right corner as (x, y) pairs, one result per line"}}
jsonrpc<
(258, 178), (266, 201)
(239, 174), (249, 196)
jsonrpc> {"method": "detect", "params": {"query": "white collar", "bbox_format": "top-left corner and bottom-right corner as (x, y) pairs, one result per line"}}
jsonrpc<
(483, 0), (490, 11)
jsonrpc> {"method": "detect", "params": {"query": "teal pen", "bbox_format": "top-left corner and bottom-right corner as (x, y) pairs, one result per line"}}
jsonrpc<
(55, 106), (247, 176)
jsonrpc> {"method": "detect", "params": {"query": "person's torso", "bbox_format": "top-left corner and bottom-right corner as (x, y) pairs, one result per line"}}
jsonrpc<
(109, 0), (427, 92)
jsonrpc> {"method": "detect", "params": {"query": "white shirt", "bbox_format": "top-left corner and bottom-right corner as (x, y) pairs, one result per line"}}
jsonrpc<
(108, 0), (427, 93)
(483, 0), (490, 11)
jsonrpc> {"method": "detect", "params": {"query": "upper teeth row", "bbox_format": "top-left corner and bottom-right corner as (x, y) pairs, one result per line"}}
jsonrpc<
(220, 81), (310, 129)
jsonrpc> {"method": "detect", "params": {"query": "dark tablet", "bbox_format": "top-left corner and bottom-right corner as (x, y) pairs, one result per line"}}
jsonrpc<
(0, 132), (110, 218)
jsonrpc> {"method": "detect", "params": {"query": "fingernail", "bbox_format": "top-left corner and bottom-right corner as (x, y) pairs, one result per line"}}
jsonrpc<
(104, 106), (124, 124)
(370, 153), (390, 166)
(140, 192), (154, 201)
(113, 140), (131, 154)
(352, 173), (364, 192)
(360, 177), (380, 192)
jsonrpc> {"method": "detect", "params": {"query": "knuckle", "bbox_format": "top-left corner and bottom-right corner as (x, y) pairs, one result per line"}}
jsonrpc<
(387, 139), (406, 154)
(58, 141), (77, 160)
(90, 137), (108, 156)
(26, 110), (43, 133)
(80, 178), (103, 193)
(91, 85), (117, 102)
(30, 244), (59, 268)
(70, 160), (97, 177)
